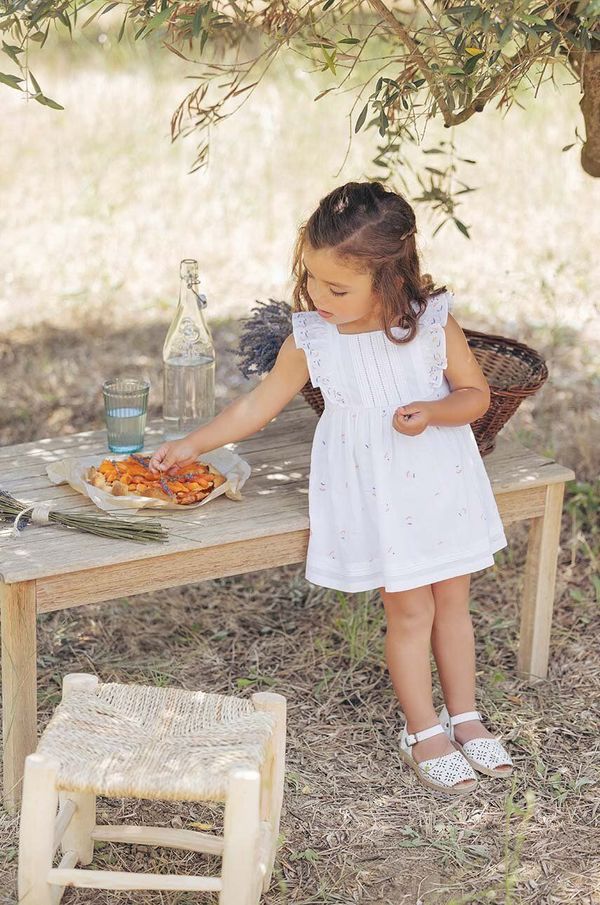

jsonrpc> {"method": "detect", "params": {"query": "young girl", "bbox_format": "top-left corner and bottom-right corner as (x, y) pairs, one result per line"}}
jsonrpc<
(149, 181), (514, 795)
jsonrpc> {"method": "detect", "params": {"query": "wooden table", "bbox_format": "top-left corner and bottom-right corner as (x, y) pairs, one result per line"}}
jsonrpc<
(0, 399), (575, 813)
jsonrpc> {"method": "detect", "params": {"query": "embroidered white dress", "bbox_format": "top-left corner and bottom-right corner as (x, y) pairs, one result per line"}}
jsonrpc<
(291, 290), (508, 593)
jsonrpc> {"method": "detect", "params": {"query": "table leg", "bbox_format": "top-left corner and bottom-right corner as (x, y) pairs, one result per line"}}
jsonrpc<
(518, 482), (566, 681)
(1, 580), (37, 814)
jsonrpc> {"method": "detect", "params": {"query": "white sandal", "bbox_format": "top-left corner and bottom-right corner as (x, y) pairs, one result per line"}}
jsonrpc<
(399, 720), (478, 794)
(438, 706), (514, 778)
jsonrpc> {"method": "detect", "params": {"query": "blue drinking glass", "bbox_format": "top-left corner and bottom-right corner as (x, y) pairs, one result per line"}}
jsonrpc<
(103, 378), (150, 453)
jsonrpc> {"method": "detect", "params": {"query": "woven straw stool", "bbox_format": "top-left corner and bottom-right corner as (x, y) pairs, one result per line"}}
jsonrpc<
(17, 673), (286, 904)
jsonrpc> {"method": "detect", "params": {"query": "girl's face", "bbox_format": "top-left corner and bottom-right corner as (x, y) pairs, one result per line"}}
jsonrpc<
(302, 242), (382, 331)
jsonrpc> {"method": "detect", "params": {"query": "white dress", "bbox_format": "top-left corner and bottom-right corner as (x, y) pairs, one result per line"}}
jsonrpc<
(291, 290), (508, 593)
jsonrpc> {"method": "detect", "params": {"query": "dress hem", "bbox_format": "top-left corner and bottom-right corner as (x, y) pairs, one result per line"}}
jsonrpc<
(304, 533), (508, 594)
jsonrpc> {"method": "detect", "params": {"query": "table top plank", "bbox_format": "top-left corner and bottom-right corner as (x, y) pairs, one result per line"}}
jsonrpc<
(0, 400), (575, 584)
(0, 482), (312, 583)
(0, 400), (310, 470)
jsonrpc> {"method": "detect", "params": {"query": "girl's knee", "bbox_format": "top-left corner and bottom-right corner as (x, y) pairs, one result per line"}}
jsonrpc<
(431, 575), (472, 623)
(381, 585), (435, 628)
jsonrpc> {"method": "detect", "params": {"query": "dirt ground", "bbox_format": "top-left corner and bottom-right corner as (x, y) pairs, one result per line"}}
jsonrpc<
(0, 307), (598, 904)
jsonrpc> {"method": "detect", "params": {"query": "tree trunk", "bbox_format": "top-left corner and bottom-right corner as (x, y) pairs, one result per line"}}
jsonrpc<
(569, 49), (600, 177)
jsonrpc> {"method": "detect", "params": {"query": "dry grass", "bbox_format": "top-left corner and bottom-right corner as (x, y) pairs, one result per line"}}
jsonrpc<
(0, 32), (599, 905)
(0, 313), (598, 904)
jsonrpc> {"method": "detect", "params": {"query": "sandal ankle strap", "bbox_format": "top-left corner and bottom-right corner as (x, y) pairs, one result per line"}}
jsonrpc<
(448, 710), (482, 726)
(405, 722), (445, 746)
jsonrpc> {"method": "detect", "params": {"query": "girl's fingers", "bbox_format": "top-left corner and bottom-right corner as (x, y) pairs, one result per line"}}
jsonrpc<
(393, 412), (425, 435)
(148, 455), (162, 473)
(164, 452), (190, 472)
(148, 445), (170, 473)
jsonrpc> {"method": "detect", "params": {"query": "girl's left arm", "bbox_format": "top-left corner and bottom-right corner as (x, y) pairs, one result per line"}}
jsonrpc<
(421, 315), (490, 427)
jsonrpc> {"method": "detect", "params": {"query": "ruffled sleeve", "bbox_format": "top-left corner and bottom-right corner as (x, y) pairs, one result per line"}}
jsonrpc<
(417, 290), (455, 389)
(291, 310), (345, 405)
(416, 289), (454, 328)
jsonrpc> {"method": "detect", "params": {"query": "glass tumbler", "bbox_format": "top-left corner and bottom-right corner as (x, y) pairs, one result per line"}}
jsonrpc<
(103, 377), (150, 453)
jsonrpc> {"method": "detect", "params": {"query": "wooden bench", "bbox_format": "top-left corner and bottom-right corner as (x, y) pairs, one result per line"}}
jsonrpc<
(0, 398), (575, 813)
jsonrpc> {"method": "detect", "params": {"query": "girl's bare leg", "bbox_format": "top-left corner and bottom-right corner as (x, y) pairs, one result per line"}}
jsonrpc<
(430, 574), (510, 769)
(379, 584), (475, 786)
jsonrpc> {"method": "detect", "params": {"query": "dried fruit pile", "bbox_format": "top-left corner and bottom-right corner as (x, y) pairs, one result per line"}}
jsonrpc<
(86, 453), (227, 505)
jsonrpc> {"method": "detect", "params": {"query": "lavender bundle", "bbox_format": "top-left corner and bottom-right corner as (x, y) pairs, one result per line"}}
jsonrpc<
(0, 489), (169, 544)
(234, 298), (294, 379)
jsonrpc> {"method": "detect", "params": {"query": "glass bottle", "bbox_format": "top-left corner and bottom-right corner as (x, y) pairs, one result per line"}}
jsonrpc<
(162, 259), (215, 438)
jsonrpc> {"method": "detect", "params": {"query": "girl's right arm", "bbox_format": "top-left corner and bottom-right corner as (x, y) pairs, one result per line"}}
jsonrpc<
(148, 333), (309, 473)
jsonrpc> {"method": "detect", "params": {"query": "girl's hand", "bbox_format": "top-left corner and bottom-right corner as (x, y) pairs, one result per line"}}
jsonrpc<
(148, 438), (201, 475)
(392, 401), (432, 436)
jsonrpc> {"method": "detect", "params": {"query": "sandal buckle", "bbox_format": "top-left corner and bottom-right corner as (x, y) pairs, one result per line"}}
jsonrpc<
(405, 722), (444, 747)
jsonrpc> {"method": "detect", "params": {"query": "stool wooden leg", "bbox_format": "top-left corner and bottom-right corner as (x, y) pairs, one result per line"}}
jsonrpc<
(220, 768), (261, 905)
(62, 672), (99, 698)
(58, 672), (98, 864)
(59, 791), (95, 865)
(18, 753), (59, 905)
(518, 482), (565, 680)
(252, 692), (286, 891)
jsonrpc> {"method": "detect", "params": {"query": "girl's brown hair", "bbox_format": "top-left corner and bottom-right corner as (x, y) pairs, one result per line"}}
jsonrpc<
(291, 181), (447, 345)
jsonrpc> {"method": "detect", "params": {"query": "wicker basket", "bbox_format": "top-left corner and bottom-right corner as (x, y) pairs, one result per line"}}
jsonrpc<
(300, 328), (548, 456)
